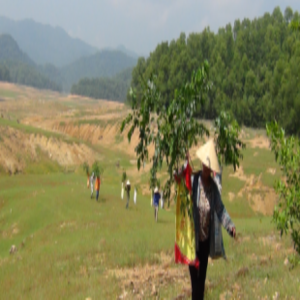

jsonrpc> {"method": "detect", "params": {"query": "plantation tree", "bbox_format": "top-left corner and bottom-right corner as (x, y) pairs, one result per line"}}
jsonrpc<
(290, 20), (300, 31)
(267, 121), (300, 255)
(213, 111), (245, 173)
(121, 61), (244, 206)
(91, 161), (104, 177)
(128, 6), (300, 134)
(264, 12), (300, 258)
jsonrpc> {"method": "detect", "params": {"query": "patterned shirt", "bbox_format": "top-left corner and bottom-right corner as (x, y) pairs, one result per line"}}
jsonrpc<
(198, 179), (212, 241)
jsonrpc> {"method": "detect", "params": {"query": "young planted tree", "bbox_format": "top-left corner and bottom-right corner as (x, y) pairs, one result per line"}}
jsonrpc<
(213, 111), (245, 173)
(91, 161), (104, 177)
(121, 61), (245, 207)
(267, 121), (300, 257)
(122, 170), (127, 183)
(121, 62), (211, 206)
(263, 20), (300, 261)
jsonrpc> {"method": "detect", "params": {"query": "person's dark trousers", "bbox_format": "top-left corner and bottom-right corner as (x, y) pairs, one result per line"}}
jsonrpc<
(189, 238), (210, 300)
(96, 190), (99, 201)
(126, 192), (130, 208)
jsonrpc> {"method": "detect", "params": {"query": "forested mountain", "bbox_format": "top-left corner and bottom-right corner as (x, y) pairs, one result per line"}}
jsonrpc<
(0, 34), (34, 65)
(70, 67), (133, 102)
(0, 32), (137, 94)
(130, 6), (300, 135)
(0, 16), (139, 94)
(60, 50), (137, 91)
(0, 34), (62, 91)
(0, 16), (97, 67)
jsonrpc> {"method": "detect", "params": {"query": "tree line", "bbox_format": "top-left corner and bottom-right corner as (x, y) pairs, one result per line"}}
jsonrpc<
(0, 61), (62, 92)
(130, 6), (300, 135)
(70, 67), (132, 102)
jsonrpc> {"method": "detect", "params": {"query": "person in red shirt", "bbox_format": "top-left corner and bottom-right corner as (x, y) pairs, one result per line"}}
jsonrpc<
(95, 175), (101, 201)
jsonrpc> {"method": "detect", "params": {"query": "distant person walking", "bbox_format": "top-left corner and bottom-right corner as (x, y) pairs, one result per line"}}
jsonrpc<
(153, 187), (161, 222)
(87, 172), (90, 189)
(95, 175), (101, 201)
(133, 187), (137, 205)
(90, 172), (95, 199)
(125, 180), (131, 209)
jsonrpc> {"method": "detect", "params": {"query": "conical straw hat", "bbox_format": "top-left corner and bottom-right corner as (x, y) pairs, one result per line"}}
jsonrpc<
(196, 139), (220, 173)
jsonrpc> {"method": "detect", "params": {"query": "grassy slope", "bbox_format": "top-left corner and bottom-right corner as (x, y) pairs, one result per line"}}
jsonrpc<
(0, 84), (299, 299)
(0, 143), (299, 299)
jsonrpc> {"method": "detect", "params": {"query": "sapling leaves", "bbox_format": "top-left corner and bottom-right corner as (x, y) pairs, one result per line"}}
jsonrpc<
(267, 121), (300, 255)
(121, 61), (244, 209)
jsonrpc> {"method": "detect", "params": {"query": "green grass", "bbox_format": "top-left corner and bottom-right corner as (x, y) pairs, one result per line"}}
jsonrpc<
(0, 172), (175, 299)
(0, 89), (18, 99)
(240, 148), (275, 177)
(0, 118), (63, 140)
(0, 163), (299, 299)
(24, 147), (64, 174)
(236, 147), (282, 186)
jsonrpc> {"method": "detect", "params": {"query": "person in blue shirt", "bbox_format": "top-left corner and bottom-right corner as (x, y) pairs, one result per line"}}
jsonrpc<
(153, 187), (161, 222)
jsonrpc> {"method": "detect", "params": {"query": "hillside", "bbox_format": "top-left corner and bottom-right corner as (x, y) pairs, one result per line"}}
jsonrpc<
(0, 34), (62, 91)
(0, 82), (299, 299)
(0, 16), (98, 67)
(0, 34), (34, 65)
(61, 50), (137, 92)
(130, 6), (300, 135)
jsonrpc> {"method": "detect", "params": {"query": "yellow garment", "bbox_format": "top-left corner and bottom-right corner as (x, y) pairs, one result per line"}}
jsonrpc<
(175, 181), (196, 263)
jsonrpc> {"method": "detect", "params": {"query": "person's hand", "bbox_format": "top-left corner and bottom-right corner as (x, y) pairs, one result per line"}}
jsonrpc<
(231, 227), (236, 238)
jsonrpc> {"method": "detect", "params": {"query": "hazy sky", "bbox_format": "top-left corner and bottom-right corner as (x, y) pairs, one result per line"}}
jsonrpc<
(0, 0), (299, 55)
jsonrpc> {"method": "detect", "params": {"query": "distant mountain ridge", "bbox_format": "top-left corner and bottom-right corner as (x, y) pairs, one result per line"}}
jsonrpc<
(0, 16), (98, 67)
(0, 17), (139, 97)
(0, 34), (136, 96)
